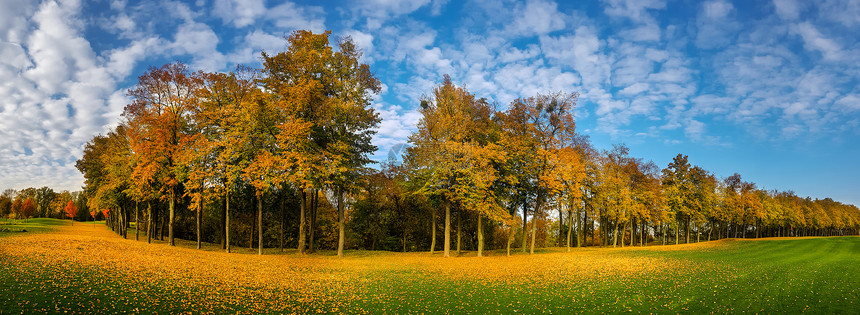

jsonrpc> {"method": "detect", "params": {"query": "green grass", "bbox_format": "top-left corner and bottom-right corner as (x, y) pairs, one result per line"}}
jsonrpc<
(354, 238), (859, 313)
(0, 218), (72, 237)
(0, 219), (857, 313)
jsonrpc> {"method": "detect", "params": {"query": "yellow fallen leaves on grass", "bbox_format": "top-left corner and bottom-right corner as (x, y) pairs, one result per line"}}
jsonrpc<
(0, 222), (686, 313)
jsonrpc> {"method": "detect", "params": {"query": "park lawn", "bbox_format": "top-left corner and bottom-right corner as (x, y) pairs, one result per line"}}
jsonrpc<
(0, 219), (857, 314)
(0, 218), (72, 237)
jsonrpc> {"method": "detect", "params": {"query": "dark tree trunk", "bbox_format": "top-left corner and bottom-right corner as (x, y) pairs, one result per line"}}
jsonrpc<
(430, 206), (436, 254)
(197, 191), (202, 250)
(169, 189), (175, 246)
(147, 202), (152, 244)
(521, 203), (528, 252)
(258, 192), (263, 255)
(337, 187), (346, 257)
(530, 196), (540, 255)
(280, 192), (285, 251)
(477, 214), (484, 257)
(135, 202), (140, 241)
(456, 208), (462, 255)
(443, 197), (451, 258)
(298, 189), (306, 254)
(226, 191), (231, 253)
(309, 189), (318, 253)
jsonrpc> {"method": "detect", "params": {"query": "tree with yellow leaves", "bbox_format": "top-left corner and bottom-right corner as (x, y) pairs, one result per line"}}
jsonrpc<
(261, 30), (379, 257)
(124, 62), (201, 246)
(408, 75), (509, 257)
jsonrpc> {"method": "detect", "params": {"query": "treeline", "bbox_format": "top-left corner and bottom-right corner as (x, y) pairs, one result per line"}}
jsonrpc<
(71, 30), (859, 256)
(0, 188), (93, 222)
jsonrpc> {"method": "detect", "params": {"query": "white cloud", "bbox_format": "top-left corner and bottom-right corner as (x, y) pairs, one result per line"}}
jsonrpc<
(602, 0), (666, 22)
(793, 22), (843, 61)
(0, 0), (117, 192)
(267, 1), (326, 33)
(213, 0), (266, 28)
(508, 0), (567, 36)
(171, 22), (226, 71)
(772, 0), (804, 20)
(818, 0), (860, 27)
(695, 0), (738, 49)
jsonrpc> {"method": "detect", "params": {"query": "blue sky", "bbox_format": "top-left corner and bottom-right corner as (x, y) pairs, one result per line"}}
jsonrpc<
(0, 0), (858, 206)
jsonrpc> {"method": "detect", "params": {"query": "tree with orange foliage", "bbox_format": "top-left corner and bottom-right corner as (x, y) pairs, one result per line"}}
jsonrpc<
(498, 92), (578, 254)
(64, 200), (77, 219)
(21, 198), (35, 222)
(124, 62), (201, 246)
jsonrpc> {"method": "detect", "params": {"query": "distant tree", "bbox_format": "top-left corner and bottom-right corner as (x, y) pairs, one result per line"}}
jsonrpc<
(0, 194), (11, 220)
(21, 198), (36, 222)
(64, 200), (78, 220)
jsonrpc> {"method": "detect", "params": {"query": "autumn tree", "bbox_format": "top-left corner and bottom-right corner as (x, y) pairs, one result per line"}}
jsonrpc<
(64, 200), (78, 219)
(498, 92), (578, 254)
(21, 198), (35, 222)
(124, 62), (201, 246)
(662, 154), (694, 244)
(407, 75), (510, 257)
(260, 30), (379, 257)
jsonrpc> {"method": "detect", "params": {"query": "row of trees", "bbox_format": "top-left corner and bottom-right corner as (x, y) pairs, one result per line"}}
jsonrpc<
(73, 30), (860, 257)
(0, 188), (92, 222)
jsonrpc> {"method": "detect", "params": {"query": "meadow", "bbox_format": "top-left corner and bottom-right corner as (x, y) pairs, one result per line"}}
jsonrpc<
(0, 219), (856, 314)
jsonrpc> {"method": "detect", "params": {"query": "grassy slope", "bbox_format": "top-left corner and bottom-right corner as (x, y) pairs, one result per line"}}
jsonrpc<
(0, 218), (72, 236)
(0, 219), (857, 314)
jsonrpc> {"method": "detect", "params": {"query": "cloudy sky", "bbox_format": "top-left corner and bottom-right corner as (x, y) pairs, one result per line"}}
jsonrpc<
(1, 0), (858, 205)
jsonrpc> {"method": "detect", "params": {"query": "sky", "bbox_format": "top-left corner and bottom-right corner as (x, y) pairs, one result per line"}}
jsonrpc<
(0, 0), (858, 206)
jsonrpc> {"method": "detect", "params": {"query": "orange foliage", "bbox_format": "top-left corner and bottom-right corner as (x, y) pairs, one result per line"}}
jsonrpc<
(63, 200), (77, 219)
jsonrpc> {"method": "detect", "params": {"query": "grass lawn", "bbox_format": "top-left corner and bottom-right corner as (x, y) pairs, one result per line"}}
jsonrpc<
(0, 219), (857, 313)
(0, 218), (72, 236)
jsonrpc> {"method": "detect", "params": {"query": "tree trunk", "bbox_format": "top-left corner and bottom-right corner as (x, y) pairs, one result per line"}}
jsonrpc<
(613, 222), (619, 248)
(708, 220), (712, 241)
(566, 207), (573, 251)
(337, 186), (345, 258)
(135, 202), (140, 241)
(696, 224), (700, 243)
(577, 206), (584, 248)
(197, 192), (202, 250)
(280, 192), (285, 251)
(298, 189), (306, 254)
(521, 204), (528, 252)
(169, 188), (175, 246)
(477, 214), (484, 257)
(444, 197), (451, 258)
(430, 207), (436, 254)
(258, 192), (263, 255)
(685, 218), (690, 244)
(249, 194), (255, 249)
(530, 197), (539, 255)
(221, 195), (226, 250)
(310, 189), (318, 253)
(226, 190), (231, 253)
(147, 202), (152, 244)
(456, 209), (462, 255)
(506, 225), (512, 256)
(558, 206), (564, 247)
(674, 222), (678, 245)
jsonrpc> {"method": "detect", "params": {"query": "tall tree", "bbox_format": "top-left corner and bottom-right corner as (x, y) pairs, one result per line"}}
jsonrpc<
(124, 62), (201, 246)
(498, 92), (578, 254)
(261, 30), (380, 257)
(408, 75), (509, 257)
